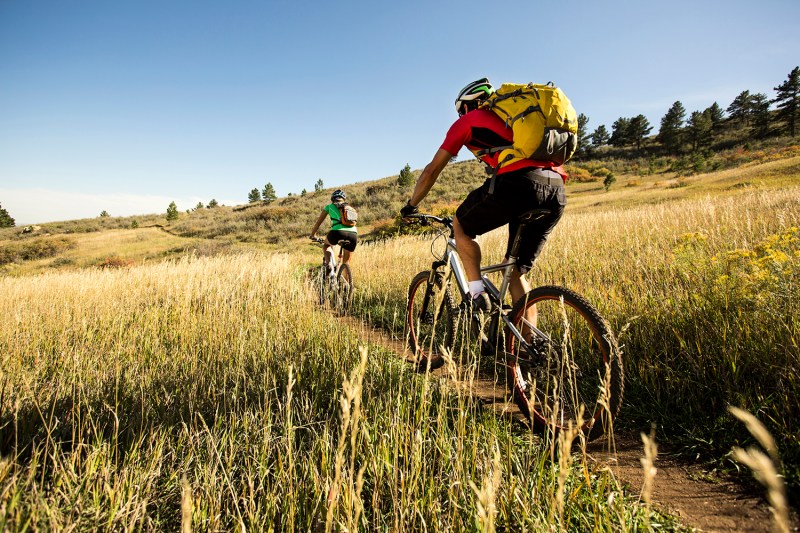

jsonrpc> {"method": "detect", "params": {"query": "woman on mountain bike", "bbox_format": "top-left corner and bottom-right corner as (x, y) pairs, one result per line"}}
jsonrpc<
(309, 189), (358, 272)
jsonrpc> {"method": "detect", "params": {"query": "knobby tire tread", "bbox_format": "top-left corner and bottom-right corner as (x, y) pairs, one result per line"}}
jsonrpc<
(505, 285), (624, 440)
(406, 270), (456, 371)
(337, 263), (353, 314)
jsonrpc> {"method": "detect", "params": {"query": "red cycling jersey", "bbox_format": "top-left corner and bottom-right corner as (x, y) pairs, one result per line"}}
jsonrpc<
(439, 109), (567, 179)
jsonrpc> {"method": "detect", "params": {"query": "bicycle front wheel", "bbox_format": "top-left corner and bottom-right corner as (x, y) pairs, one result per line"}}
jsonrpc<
(336, 264), (353, 313)
(505, 286), (624, 440)
(406, 270), (456, 371)
(316, 265), (328, 307)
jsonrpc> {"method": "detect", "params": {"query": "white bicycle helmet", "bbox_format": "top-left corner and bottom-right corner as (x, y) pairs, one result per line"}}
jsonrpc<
(455, 78), (494, 115)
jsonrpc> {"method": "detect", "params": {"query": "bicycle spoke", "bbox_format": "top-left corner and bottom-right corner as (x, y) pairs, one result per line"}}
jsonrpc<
(506, 286), (623, 440)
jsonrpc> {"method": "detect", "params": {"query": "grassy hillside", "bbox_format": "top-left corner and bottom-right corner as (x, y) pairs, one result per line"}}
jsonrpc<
(1, 144), (799, 527)
(3, 142), (797, 276)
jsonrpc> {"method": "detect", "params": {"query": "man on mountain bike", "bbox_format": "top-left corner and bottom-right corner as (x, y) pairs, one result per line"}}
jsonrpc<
(310, 189), (358, 272)
(400, 78), (566, 314)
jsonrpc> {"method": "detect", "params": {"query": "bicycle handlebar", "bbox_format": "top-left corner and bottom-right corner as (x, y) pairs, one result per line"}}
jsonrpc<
(403, 213), (453, 228)
(311, 236), (352, 246)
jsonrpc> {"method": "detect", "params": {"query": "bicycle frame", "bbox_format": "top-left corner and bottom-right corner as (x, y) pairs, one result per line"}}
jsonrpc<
(418, 214), (543, 350)
(317, 238), (349, 277)
(406, 213), (624, 438)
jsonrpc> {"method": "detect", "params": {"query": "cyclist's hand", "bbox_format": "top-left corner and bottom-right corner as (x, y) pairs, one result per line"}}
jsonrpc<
(400, 201), (419, 220)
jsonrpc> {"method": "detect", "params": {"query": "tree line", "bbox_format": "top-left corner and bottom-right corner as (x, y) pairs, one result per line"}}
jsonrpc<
(247, 178), (327, 203)
(577, 66), (799, 158)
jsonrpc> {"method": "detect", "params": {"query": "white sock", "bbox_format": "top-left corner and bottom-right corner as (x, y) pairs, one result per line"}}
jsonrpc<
(469, 280), (485, 298)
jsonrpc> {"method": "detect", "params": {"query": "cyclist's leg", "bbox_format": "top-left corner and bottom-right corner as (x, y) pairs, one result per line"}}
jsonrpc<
(323, 233), (335, 270)
(503, 173), (566, 337)
(454, 180), (508, 296)
(508, 266), (536, 338)
(339, 232), (357, 265)
(508, 267), (531, 305)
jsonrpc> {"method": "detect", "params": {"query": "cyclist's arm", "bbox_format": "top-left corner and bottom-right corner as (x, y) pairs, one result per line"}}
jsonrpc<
(309, 209), (328, 238)
(408, 148), (453, 207)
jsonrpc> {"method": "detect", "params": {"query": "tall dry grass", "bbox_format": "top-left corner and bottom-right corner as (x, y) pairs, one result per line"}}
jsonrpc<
(350, 186), (800, 492)
(0, 252), (676, 529)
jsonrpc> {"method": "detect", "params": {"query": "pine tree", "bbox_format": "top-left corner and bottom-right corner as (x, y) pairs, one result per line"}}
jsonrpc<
(314, 179), (324, 192)
(609, 117), (631, 147)
(751, 93), (771, 138)
(603, 173), (616, 192)
(727, 90), (754, 126)
(705, 102), (726, 137)
(575, 113), (590, 157)
(590, 125), (610, 147)
(301, 189), (307, 197)
(248, 188), (261, 203)
(628, 115), (652, 151)
(99, 210), (110, 218)
(658, 101), (686, 154)
(397, 164), (413, 187)
(773, 66), (800, 137)
(0, 202), (15, 228)
(208, 199), (219, 208)
(166, 201), (179, 221)
(686, 110), (713, 152)
(262, 182), (277, 204)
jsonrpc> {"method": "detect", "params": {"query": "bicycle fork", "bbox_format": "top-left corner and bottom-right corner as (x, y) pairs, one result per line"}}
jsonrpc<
(420, 262), (447, 323)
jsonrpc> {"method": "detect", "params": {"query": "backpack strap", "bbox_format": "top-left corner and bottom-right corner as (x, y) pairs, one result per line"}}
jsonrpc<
(475, 146), (511, 157)
(474, 145), (513, 194)
(330, 204), (343, 225)
(486, 154), (515, 194)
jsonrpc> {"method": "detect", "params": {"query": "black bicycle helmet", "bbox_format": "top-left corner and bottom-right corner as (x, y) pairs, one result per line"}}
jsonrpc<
(331, 189), (346, 202)
(455, 78), (494, 115)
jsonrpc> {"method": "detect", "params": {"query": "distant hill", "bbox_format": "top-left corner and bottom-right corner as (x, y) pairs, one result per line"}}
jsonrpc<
(1, 137), (798, 277)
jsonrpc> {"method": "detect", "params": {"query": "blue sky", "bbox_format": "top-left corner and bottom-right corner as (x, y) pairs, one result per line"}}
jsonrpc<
(1, 0), (798, 225)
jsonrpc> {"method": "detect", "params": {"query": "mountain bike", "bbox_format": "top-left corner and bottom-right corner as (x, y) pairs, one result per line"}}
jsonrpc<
(312, 237), (353, 313)
(404, 212), (624, 440)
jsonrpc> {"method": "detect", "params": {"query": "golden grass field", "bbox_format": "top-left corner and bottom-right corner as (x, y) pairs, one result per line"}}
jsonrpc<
(0, 154), (798, 530)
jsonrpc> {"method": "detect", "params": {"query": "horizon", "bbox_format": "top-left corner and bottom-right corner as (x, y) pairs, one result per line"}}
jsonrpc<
(2, 0), (799, 225)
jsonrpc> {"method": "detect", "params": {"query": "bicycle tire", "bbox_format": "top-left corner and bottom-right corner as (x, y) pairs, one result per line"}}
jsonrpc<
(317, 265), (328, 307)
(505, 285), (624, 440)
(406, 270), (456, 371)
(336, 263), (353, 313)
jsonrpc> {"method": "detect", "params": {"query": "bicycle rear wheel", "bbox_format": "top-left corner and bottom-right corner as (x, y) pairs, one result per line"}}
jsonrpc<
(505, 285), (624, 440)
(406, 270), (456, 371)
(336, 263), (353, 313)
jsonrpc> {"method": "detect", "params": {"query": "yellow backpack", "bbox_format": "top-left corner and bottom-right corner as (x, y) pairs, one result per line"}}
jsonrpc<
(479, 82), (578, 170)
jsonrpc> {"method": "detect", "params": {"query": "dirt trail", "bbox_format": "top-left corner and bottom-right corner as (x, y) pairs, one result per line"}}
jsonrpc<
(341, 314), (797, 533)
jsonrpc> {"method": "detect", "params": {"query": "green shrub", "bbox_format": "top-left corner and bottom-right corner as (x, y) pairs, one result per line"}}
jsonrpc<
(0, 237), (75, 265)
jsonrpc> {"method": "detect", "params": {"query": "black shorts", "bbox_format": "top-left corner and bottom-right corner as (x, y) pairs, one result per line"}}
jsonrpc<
(326, 230), (357, 252)
(455, 168), (566, 274)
